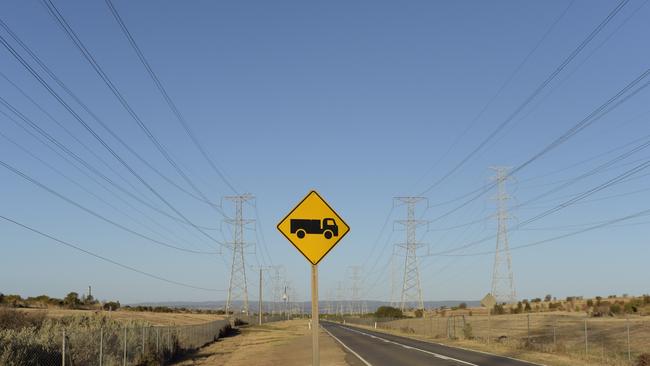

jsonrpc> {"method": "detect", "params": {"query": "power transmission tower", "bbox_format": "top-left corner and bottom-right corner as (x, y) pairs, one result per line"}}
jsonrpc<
(394, 197), (428, 312)
(490, 167), (516, 304)
(348, 266), (362, 315)
(389, 253), (398, 307)
(224, 194), (255, 316)
(270, 266), (284, 315)
(336, 281), (344, 316)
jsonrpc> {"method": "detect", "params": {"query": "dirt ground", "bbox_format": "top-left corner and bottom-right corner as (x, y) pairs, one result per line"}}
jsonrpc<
(174, 320), (355, 366)
(18, 308), (224, 325)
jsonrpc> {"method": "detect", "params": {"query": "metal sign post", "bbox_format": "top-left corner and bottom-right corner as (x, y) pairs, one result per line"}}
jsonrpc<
(277, 190), (350, 366)
(311, 264), (320, 366)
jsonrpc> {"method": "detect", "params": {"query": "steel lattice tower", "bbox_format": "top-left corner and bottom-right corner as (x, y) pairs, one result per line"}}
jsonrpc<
(336, 281), (344, 316)
(348, 266), (362, 315)
(394, 197), (427, 312)
(490, 167), (516, 304)
(224, 194), (255, 315)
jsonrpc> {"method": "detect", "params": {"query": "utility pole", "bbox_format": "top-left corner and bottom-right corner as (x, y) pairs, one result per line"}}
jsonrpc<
(394, 197), (427, 313)
(490, 167), (516, 304)
(256, 266), (272, 325)
(224, 194), (255, 316)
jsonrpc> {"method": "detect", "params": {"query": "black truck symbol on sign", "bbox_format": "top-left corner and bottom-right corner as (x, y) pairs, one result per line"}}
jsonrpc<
(290, 218), (339, 239)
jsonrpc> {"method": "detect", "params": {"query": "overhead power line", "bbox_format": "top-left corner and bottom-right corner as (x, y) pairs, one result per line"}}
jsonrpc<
(0, 215), (224, 292)
(0, 93), (218, 233)
(104, 0), (239, 195)
(438, 207), (650, 257)
(39, 0), (226, 218)
(0, 128), (214, 253)
(413, 0), (575, 194)
(427, 68), (650, 226)
(427, 155), (650, 257)
(0, 17), (222, 211)
(418, 0), (630, 196)
(0, 158), (220, 255)
(0, 31), (226, 248)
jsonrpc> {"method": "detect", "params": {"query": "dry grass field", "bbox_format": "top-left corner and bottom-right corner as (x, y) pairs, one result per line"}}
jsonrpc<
(345, 310), (650, 366)
(17, 307), (225, 325)
(174, 320), (353, 366)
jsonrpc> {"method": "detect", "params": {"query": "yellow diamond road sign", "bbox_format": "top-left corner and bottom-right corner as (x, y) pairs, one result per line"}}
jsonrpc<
(277, 191), (350, 265)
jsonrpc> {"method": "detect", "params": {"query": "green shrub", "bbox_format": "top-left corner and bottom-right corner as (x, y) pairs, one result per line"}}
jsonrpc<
(375, 306), (403, 318)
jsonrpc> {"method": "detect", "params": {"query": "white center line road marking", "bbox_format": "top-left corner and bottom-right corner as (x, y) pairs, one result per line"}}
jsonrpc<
(325, 323), (479, 366)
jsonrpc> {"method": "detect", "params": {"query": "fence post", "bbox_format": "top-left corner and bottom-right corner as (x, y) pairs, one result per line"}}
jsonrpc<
(62, 328), (66, 366)
(627, 317), (631, 362)
(156, 327), (160, 355)
(553, 318), (557, 350)
(446, 317), (450, 339)
(584, 319), (588, 358)
(99, 327), (103, 366)
(527, 313), (531, 342)
(487, 312), (491, 345)
(123, 326), (127, 366)
(142, 326), (146, 356)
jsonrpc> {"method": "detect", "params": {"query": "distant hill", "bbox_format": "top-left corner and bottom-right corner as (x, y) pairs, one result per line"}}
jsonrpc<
(128, 300), (481, 312)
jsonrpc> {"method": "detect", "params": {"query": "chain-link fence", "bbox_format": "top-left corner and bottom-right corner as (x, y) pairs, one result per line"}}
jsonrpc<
(341, 314), (650, 366)
(56, 319), (230, 366)
(0, 312), (288, 366)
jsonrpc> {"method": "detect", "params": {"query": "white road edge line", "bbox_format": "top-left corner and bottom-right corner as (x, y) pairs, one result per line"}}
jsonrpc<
(321, 324), (373, 366)
(341, 322), (545, 366)
(337, 323), (478, 366)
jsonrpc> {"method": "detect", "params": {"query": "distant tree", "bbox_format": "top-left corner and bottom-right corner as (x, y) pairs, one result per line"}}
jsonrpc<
(544, 294), (552, 302)
(414, 309), (424, 318)
(458, 302), (467, 309)
(103, 301), (121, 311)
(64, 292), (81, 308)
(492, 304), (505, 315)
(587, 299), (594, 307)
(0, 293), (4, 304)
(375, 306), (403, 318)
(524, 302), (532, 312)
(5, 294), (23, 307)
(610, 304), (622, 315)
(515, 301), (523, 314)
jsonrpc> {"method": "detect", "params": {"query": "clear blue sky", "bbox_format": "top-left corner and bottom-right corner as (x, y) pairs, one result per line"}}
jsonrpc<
(1, 0), (649, 305)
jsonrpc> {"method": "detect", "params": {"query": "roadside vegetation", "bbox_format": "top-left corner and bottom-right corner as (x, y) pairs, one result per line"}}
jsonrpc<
(0, 291), (226, 315)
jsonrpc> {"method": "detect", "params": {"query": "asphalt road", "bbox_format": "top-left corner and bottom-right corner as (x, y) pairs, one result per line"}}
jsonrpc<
(322, 322), (541, 366)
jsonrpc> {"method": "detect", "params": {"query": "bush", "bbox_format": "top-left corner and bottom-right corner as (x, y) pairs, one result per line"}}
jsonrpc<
(375, 306), (403, 318)
(458, 303), (467, 309)
(102, 301), (121, 311)
(0, 308), (46, 331)
(492, 304), (505, 315)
